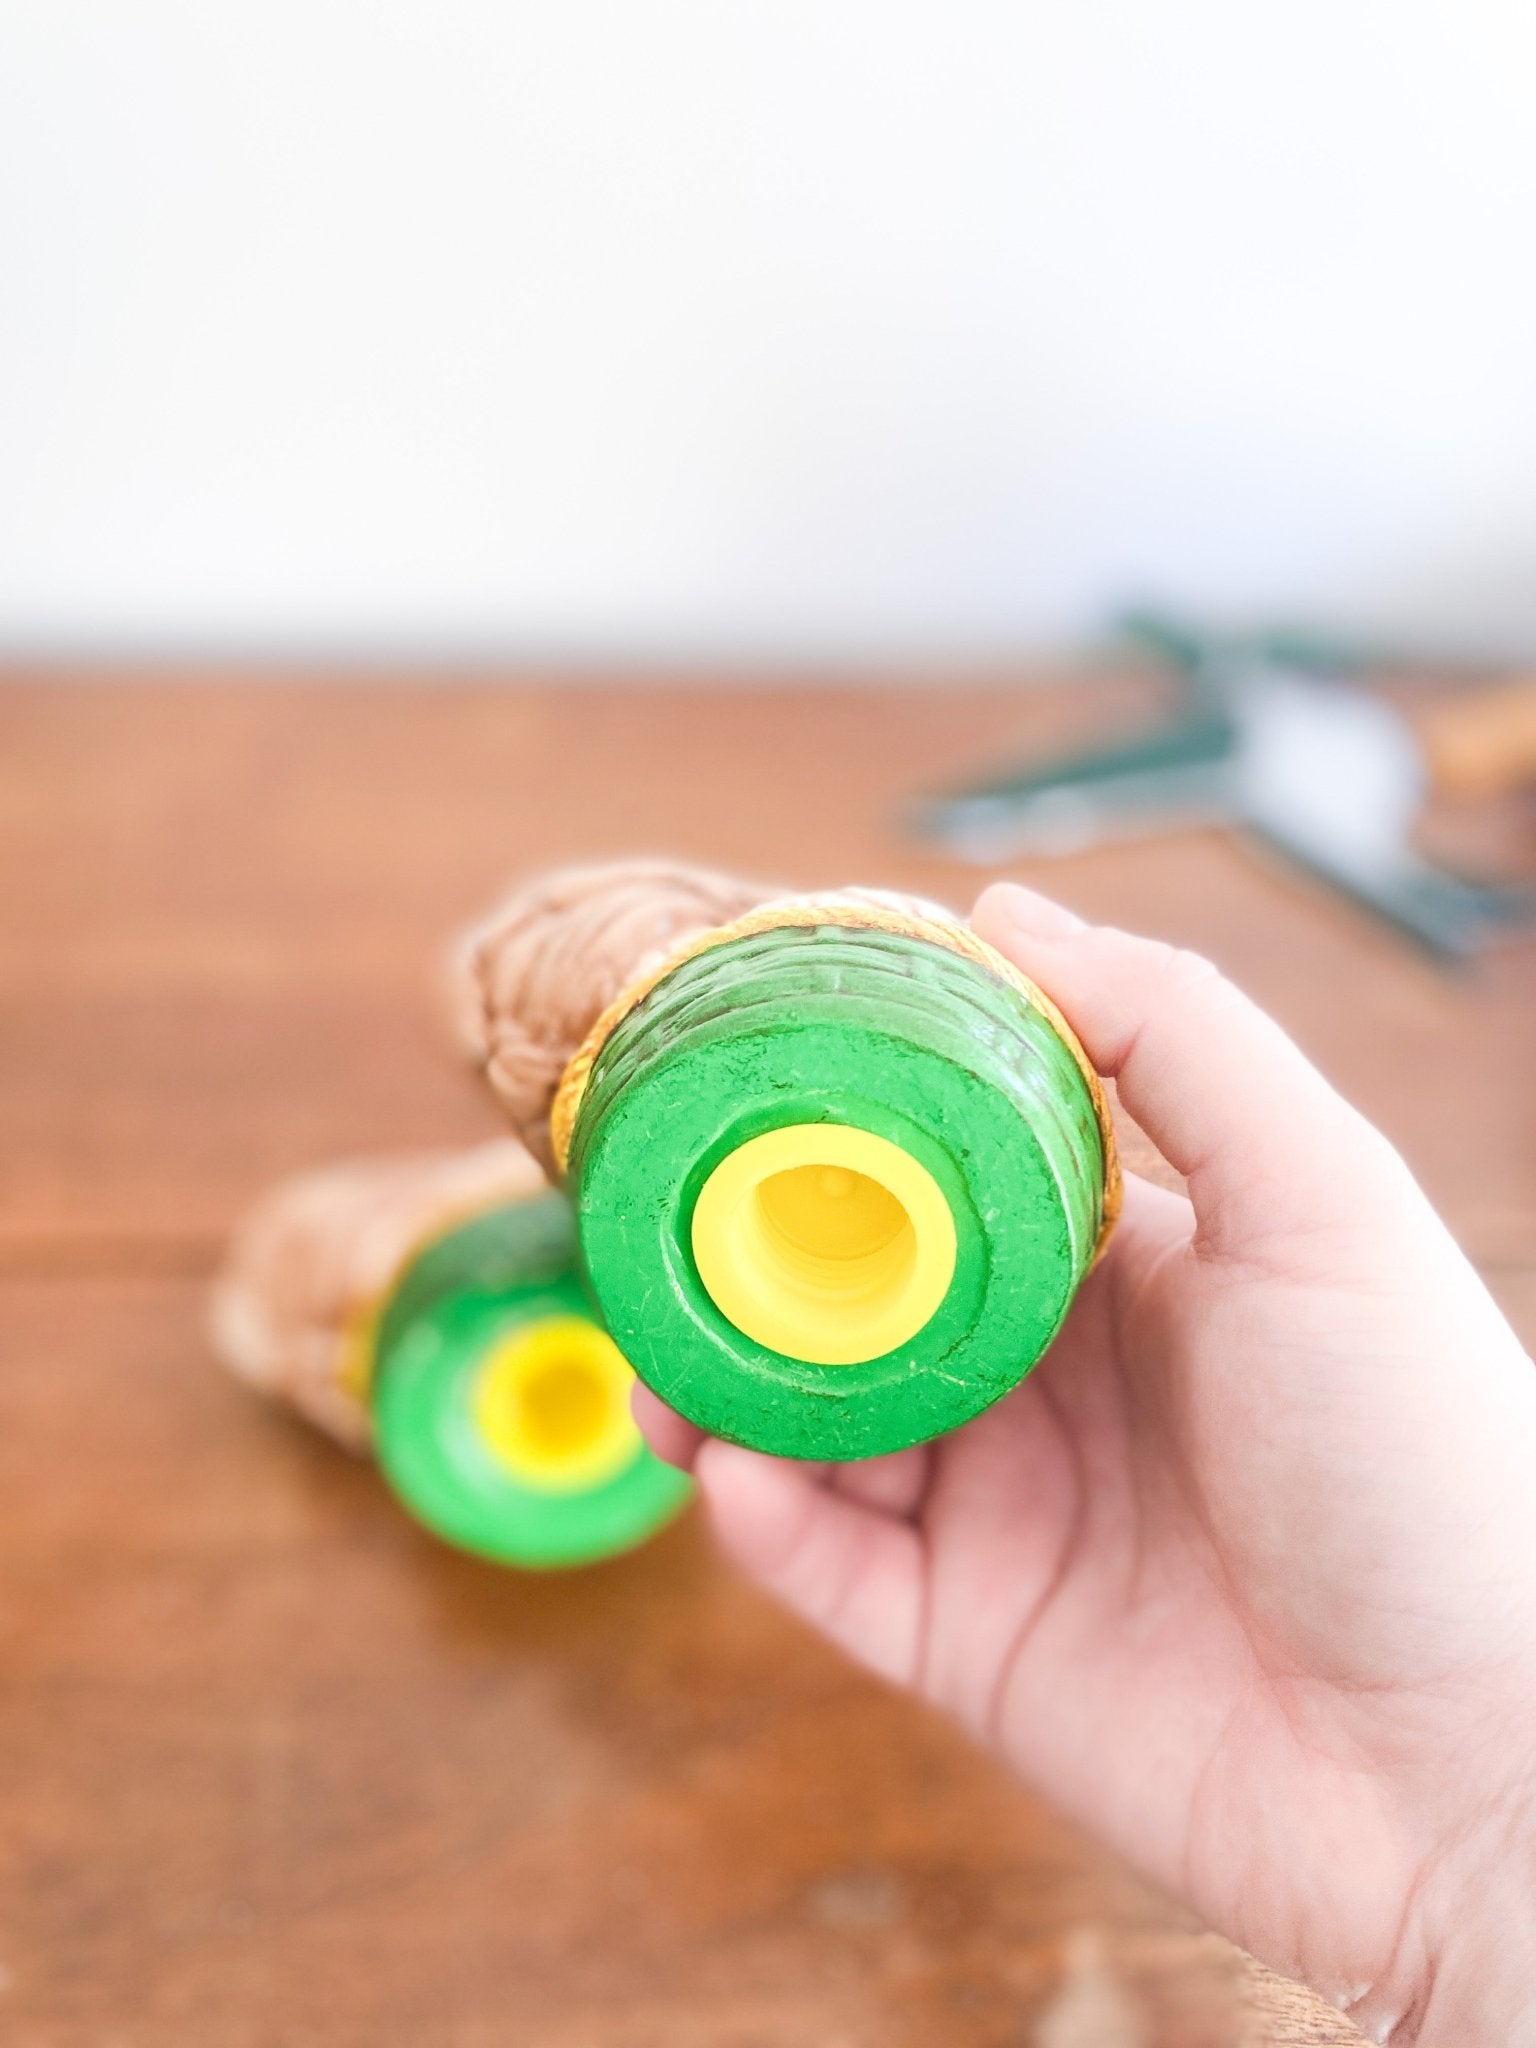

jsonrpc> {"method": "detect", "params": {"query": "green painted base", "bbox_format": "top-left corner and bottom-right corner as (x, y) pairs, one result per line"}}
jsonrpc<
(369, 1196), (692, 1569)
(568, 924), (1106, 1461)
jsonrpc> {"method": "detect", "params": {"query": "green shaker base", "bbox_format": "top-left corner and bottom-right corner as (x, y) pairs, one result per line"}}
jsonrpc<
(568, 925), (1106, 1462)
(369, 1197), (692, 1569)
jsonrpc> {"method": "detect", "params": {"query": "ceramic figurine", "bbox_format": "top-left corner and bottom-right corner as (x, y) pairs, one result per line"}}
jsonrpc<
(210, 1141), (691, 1567)
(454, 864), (1120, 1462)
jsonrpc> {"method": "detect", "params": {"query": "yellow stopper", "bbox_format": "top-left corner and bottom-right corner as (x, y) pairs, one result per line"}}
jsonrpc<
(471, 1315), (641, 1492)
(690, 1123), (957, 1366)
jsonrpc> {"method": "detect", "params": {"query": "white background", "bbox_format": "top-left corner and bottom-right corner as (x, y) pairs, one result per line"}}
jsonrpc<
(2, 1), (1534, 660)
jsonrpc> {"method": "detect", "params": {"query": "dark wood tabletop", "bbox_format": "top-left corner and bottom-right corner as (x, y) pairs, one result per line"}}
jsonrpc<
(2, 668), (1532, 2047)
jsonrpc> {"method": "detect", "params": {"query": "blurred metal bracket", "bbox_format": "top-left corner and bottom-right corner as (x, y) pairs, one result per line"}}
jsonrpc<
(915, 612), (1535, 959)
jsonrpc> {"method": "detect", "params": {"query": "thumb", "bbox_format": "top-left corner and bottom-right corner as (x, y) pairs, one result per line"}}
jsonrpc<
(972, 882), (1405, 1261)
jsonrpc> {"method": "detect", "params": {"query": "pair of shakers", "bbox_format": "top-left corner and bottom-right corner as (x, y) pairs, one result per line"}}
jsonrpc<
(212, 863), (1118, 1568)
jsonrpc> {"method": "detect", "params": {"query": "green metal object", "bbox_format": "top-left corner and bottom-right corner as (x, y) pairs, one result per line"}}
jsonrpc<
(567, 924), (1107, 1461)
(369, 1194), (692, 1568)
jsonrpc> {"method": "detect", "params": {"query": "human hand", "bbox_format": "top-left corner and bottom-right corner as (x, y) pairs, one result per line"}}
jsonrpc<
(635, 883), (1536, 2043)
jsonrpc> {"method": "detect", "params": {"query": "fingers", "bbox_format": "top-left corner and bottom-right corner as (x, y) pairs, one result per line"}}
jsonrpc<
(634, 1378), (931, 1677)
(831, 1445), (932, 1519)
(634, 1381), (932, 1516)
(694, 1440), (926, 1688)
(972, 881), (1399, 1261)
(631, 1381), (708, 1470)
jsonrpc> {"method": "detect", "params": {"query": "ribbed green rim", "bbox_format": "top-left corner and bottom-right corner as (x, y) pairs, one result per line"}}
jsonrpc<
(369, 1196), (692, 1568)
(568, 925), (1105, 1460)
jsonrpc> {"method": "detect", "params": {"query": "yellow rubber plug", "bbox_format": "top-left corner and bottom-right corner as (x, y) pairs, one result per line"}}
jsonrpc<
(471, 1315), (641, 1492)
(690, 1123), (957, 1366)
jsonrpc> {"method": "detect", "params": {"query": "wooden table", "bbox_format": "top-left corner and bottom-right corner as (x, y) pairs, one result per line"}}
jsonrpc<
(2, 670), (1531, 2046)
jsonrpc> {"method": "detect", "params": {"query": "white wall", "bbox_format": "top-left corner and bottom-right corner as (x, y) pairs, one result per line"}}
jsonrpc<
(2, 1), (1534, 660)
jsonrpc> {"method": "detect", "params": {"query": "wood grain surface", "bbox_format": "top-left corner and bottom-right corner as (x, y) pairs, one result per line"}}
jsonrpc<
(2, 668), (1532, 2047)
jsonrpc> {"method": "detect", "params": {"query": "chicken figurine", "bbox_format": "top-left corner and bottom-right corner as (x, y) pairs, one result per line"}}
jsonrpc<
(451, 861), (1120, 1464)
(210, 1139), (690, 1568)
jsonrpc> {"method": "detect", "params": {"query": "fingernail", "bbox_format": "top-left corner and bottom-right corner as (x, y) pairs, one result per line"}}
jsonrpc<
(630, 1380), (705, 1471)
(696, 1440), (784, 1496)
(980, 882), (1086, 941)
(695, 1440), (802, 1527)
